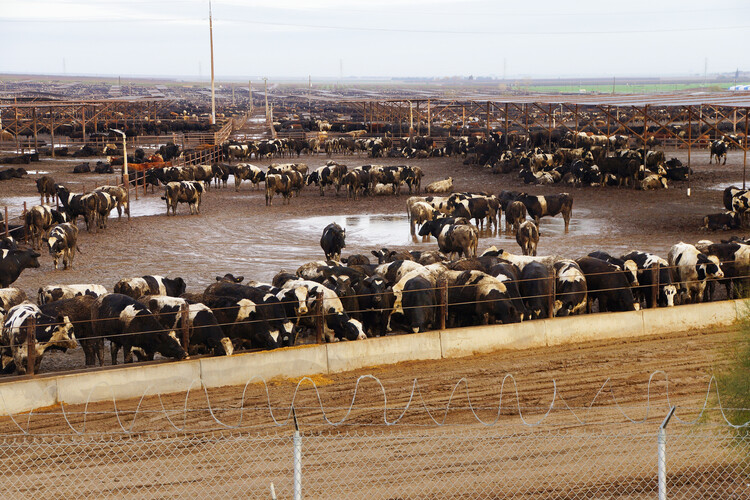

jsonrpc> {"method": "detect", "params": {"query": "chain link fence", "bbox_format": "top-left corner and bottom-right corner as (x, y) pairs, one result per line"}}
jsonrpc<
(0, 427), (748, 498)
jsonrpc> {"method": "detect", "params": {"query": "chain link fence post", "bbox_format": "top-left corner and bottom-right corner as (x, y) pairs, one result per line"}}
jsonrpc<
(292, 408), (302, 500)
(658, 406), (676, 500)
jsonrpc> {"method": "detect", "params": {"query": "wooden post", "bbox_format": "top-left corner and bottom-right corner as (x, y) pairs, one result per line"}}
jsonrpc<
(641, 105), (648, 190)
(4, 206), (8, 238)
(26, 317), (36, 376)
(548, 104), (553, 151)
(181, 304), (190, 352)
(440, 280), (448, 330)
(50, 108), (55, 158)
(688, 106), (693, 193)
(32, 107), (38, 152)
(315, 292), (324, 344)
(651, 264), (660, 309)
(547, 276), (555, 319)
(487, 101), (491, 137)
(22, 202), (27, 242)
(744, 107), (748, 190)
(504, 103), (509, 147)
(427, 99), (431, 137)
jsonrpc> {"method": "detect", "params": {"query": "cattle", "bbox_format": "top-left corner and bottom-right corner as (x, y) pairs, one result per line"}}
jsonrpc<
(447, 193), (500, 232)
(1, 302), (76, 374)
(139, 296), (232, 356)
(94, 185), (129, 217)
(418, 219), (478, 259)
(72, 162), (91, 173)
(320, 222), (346, 261)
(0, 288), (27, 312)
(723, 186), (745, 211)
(449, 270), (520, 326)
(113, 275), (186, 299)
(234, 163), (266, 191)
(162, 181), (203, 215)
(407, 201), (435, 238)
(24, 205), (61, 249)
(668, 242), (724, 304)
(505, 201), (527, 234)
(38, 284), (107, 305)
(265, 173), (294, 205)
(575, 256), (639, 313)
(424, 177), (453, 194)
(587, 250), (639, 288)
(701, 212), (741, 231)
(519, 262), (551, 320)
(36, 176), (56, 203)
(307, 163), (348, 196)
(39, 295), (101, 366)
(280, 280), (366, 342)
(516, 193), (573, 233)
(56, 185), (98, 231)
(709, 140), (728, 165)
(620, 251), (677, 308)
(552, 260), (587, 317)
(211, 163), (231, 188)
(45, 223), (79, 270)
(0, 247), (41, 288)
(91, 293), (186, 364)
(341, 169), (370, 200)
(398, 275), (436, 333)
(639, 174), (668, 190)
(516, 220), (539, 256)
(700, 242), (750, 300)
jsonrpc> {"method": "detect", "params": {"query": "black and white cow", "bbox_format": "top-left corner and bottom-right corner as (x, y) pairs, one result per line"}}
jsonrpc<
(709, 140), (727, 165)
(449, 270), (520, 326)
(281, 279), (366, 341)
(700, 242), (750, 299)
(320, 222), (346, 261)
(516, 193), (574, 233)
(668, 242), (724, 304)
(620, 251), (677, 308)
(45, 223), (79, 270)
(307, 163), (347, 196)
(113, 275), (187, 299)
(1, 302), (76, 374)
(505, 200), (527, 234)
(162, 181), (203, 215)
(91, 293), (186, 364)
(0, 287), (27, 313)
(139, 296), (233, 356)
(234, 163), (266, 191)
(575, 256), (640, 313)
(587, 250), (639, 288)
(418, 219), (478, 259)
(0, 247), (41, 288)
(552, 260), (587, 317)
(516, 220), (539, 256)
(38, 284), (107, 304)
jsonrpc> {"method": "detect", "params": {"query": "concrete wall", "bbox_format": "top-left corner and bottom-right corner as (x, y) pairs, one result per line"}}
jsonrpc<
(0, 299), (747, 417)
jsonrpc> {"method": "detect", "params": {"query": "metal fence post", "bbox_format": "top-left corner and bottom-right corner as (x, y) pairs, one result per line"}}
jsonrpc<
(315, 292), (324, 344)
(440, 280), (448, 330)
(292, 407), (302, 500)
(180, 303), (190, 353)
(658, 406), (676, 500)
(26, 317), (36, 376)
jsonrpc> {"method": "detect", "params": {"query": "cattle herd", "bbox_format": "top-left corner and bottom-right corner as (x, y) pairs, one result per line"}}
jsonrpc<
(1, 218), (748, 375)
(0, 125), (745, 377)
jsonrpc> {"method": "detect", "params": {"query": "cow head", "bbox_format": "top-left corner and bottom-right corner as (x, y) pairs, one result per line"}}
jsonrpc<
(216, 273), (244, 284)
(661, 284), (677, 307)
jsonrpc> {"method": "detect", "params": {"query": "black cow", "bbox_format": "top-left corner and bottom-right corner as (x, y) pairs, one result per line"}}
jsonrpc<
(587, 250), (639, 288)
(449, 271), (520, 326)
(91, 293), (187, 364)
(40, 295), (101, 366)
(399, 275), (435, 333)
(575, 256), (639, 313)
(320, 222), (346, 261)
(505, 200), (527, 234)
(0, 247), (41, 287)
(519, 262), (551, 320)
(702, 212), (741, 231)
(36, 176), (56, 203)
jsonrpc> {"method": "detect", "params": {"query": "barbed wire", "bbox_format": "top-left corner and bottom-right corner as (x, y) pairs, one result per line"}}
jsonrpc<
(1, 371), (748, 437)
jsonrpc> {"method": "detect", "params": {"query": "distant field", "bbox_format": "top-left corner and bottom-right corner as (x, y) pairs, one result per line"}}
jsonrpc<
(526, 82), (746, 94)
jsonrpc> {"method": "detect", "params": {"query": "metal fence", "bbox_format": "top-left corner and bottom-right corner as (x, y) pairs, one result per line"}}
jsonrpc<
(0, 427), (748, 498)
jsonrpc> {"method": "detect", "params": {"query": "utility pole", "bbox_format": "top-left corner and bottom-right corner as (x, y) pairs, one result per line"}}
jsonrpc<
(209, 0), (216, 125)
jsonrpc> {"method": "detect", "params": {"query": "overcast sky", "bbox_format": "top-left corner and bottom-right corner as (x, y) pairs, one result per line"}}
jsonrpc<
(1, 0), (748, 80)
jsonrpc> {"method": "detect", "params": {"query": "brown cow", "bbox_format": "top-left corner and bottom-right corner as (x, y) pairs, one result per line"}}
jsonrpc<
(265, 174), (293, 205)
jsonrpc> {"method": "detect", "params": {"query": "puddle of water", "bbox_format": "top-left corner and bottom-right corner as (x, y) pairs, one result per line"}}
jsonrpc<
(128, 196), (167, 217)
(24, 170), (50, 175)
(710, 181), (746, 191)
(0, 196), (49, 218)
(291, 208), (604, 249)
